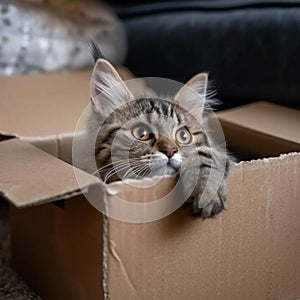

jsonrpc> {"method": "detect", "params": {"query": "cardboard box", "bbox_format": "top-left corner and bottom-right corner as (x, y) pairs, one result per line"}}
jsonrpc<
(217, 101), (300, 159)
(0, 71), (300, 300)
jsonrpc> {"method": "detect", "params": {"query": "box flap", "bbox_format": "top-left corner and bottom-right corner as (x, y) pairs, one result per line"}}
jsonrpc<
(217, 101), (300, 157)
(0, 71), (91, 139)
(0, 139), (99, 207)
(0, 67), (136, 140)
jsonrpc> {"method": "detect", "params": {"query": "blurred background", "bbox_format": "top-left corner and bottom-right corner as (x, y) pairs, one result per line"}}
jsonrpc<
(1, 0), (300, 109)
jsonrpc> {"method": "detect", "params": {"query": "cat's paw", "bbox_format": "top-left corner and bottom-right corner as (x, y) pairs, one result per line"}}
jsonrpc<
(191, 191), (227, 218)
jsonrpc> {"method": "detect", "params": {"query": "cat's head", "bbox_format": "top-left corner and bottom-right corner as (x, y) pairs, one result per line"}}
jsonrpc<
(90, 59), (212, 183)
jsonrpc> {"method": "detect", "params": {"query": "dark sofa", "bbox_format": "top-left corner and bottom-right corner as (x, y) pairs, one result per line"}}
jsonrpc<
(117, 0), (300, 109)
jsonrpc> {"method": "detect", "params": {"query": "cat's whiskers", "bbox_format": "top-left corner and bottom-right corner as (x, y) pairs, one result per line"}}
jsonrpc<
(92, 157), (144, 175)
(105, 164), (143, 182)
(122, 165), (139, 181)
(134, 164), (151, 179)
(104, 163), (136, 182)
(122, 163), (150, 181)
(104, 159), (150, 183)
(122, 168), (137, 181)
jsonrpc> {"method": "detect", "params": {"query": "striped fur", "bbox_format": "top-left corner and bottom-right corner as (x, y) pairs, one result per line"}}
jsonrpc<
(87, 59), (230, 217)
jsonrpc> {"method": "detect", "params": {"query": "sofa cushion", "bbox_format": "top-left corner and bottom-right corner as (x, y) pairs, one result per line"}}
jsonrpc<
(118, 1), (300, 108)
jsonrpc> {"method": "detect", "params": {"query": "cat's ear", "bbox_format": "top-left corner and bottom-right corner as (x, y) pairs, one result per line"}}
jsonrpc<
(175, 73), (208, 116)
(90, 59), (134, 116)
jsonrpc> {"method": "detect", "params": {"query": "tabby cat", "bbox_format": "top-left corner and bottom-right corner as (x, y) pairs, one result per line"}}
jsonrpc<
(88, 47), (230, 218)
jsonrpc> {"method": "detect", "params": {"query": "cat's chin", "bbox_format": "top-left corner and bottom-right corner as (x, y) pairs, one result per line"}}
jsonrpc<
(164, 164), (179, 175)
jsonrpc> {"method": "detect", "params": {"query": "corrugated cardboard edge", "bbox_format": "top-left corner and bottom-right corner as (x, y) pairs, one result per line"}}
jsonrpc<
(102, 214), (110, 300)
(235, 151), (300, 165)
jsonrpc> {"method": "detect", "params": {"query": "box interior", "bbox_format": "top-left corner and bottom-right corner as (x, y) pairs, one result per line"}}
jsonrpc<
(217, 101), (300, 161)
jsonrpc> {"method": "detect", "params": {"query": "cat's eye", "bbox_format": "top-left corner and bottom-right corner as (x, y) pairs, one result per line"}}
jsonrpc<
(132, 126), (150, 141)
(175, 128), (192, 144)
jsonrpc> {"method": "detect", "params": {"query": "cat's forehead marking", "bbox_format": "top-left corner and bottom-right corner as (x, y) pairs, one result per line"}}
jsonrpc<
(102, 97), (201, 136)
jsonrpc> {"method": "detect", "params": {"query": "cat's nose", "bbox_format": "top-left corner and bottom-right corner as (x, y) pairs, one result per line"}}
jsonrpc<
(161, 146), (178, 158)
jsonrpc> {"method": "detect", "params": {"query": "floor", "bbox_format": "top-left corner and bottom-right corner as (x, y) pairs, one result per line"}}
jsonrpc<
(0, 202), (41, 300)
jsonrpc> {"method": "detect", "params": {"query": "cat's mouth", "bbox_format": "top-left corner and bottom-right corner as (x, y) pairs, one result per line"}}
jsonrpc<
(151, 153), (182, 176)
(165, 161), (179, 175)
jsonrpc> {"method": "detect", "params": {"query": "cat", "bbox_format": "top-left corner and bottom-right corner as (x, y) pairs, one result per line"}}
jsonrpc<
(87, 43), (231, 218)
